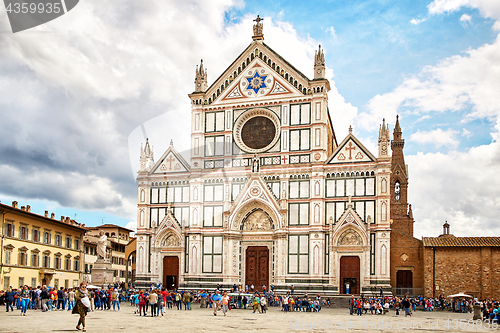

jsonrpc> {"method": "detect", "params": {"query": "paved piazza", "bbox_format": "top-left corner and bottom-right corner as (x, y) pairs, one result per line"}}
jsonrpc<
(0, 304), (494, 333)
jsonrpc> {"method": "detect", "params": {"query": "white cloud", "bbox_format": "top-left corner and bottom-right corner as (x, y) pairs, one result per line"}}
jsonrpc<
(428, 0), (500, 21)
(358, 33), (500, 130)
(325, 26), (337, 39)
(125, 221), (137, 237)
(410, 128), (460, 148)
(410, 17), (428, 25)
(409, 140), (500, 237)
(462, 128), (472, 138)
(460, 13), (472, 26)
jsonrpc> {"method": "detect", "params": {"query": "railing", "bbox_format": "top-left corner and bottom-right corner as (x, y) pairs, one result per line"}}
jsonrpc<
(392, 287), (425, 297)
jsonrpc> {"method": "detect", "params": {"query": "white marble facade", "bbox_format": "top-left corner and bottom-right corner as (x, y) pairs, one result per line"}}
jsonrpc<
(135, 20), (393, 294)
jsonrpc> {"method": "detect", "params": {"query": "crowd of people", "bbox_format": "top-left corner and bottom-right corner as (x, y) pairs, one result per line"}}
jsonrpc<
(1, 283), (499, 324)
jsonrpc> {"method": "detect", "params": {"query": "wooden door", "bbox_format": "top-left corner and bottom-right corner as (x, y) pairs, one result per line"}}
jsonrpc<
(163, 256), (179, 290)
(396, 270), (413, 288)
(245, 246), (269, 291)
(340, 256), (360, 294)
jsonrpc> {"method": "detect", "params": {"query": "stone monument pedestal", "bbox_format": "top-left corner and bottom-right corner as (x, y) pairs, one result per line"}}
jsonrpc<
(91, 259), (114, 287)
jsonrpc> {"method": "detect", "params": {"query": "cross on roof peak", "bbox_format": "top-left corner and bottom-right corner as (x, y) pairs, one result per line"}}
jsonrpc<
(254, 15), (263, 23)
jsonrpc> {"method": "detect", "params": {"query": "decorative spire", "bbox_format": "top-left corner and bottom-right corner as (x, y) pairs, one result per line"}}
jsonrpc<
(314, 44), (325, 79)
(194, 59), (207, 92)
(378, 118), (390, 157)
(392, 114), (404, 143)
(348, 125), (352, 134)
(252, 15), (264, 41)
(170, 139), (174, 147)
(140, 138), (155, 172)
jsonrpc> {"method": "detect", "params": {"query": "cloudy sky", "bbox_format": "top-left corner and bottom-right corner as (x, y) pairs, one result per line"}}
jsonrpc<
(1, 0), (499, 238)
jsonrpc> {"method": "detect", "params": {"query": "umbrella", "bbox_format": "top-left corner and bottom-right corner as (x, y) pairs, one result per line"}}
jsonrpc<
(447, 292), (473, 298)
(86, 284), (102, 289)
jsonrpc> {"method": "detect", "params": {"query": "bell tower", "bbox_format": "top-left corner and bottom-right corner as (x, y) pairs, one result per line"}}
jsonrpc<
(390, 115), (413, 235)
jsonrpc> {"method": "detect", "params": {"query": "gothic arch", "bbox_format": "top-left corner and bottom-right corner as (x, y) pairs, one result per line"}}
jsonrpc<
(336, 229), (364, 246)
(230, 199), (280, 231)
(240, 208), (274, 231)
(155, 225), (182, 248)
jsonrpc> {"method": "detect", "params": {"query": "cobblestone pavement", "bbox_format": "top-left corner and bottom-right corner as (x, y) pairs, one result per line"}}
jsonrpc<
(0, 304), (491, 332)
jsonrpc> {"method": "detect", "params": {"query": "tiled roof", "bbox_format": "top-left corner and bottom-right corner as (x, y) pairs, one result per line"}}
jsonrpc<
(423, 236), (500, 247)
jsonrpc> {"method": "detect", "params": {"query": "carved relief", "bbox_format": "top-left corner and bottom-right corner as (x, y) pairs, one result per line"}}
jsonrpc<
(162, 234), (180, 247)
(338, 229), (362, 246)
(243, 209), (272, 231)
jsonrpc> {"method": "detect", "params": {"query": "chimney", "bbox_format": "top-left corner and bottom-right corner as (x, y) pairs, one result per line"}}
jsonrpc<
(26, 205), (31, 212)
(45, 211), (49, 218)
(12, 201), (18, 209)
(61, 216), (65, 222)
(21, 206), (26, 211)
(51, 213), (55, 219)
(65, 217), (70, 223)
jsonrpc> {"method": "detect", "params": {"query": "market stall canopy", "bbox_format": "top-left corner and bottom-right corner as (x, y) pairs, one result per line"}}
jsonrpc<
(447, 293), (473, 298)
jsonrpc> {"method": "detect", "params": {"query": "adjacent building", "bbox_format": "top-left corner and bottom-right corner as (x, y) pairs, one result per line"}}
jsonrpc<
(423, 223), (500, 299)
(0, 201), (85, 289)
(84, 224), (133, 283)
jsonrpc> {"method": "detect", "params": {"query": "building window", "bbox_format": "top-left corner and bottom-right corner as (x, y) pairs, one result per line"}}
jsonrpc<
(325, 234), (330, 274)
(231, 182), (245, 201)
(55, 234), (62, 246)
(290, 103), (311, 125)
(74, 259), (80, 271)
(203, 206), (223, 227)
(31, 278), (37, 288)
(43, 232), (51, 245)
(4, 248), (12, 264)
(288, 235), (309, 274)
(202, 236), (222, 273)
(18, 277), (24, 288)
(5, 223), (14, 237)
(65, 237), (72, 249)
(290, 129), (310, 151)
(185, 236), (189, 273)
(31, 252), (39, 267)
(204, 184), (224, 202)
(74, 239), (80, 250)
(54, 256), (61, 269)
(326, 201), (375, 224)
(32, 229), (40, 242)
(205, 135), (224, 156)
(265, 180), (280, 199)
(205, 111), (225, 133)
(289, 180), (309, 199)
(18, 251), (28, 266)
(288, 203), (309, 225)
(326, 177), (376, 197)
(395, 181), (401, 201)
(3, 276), (10, 290)
(84, 263), (89, 274)
(173, 206), (190, 227)
(42, 254), (51, 268)
(64, 257), (71, 270)
(19, 226), (28, 240)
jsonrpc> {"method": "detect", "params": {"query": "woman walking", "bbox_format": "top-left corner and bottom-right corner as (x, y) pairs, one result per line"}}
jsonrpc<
(20, 285), (30, 316)
(73, 282), (90, 332)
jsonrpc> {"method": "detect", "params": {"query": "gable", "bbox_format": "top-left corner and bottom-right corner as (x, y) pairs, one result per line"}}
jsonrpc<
(206, 41), (311, 106)
(151, 147), (190, 174)
(328, 134), (376, 164)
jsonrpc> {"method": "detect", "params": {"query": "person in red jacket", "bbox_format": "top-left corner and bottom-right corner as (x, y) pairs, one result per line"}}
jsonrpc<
(138, 291), (146, 316)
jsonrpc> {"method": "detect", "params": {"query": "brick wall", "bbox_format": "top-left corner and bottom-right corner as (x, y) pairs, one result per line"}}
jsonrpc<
(424, 246), (500, 299)
(390, 230), (424, 292)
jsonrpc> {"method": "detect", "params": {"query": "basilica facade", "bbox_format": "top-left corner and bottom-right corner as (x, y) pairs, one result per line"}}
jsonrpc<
(135, 18), (410, 295)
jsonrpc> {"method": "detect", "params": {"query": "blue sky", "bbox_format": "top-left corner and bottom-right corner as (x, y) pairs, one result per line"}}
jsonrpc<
(1, 0), (499, 237)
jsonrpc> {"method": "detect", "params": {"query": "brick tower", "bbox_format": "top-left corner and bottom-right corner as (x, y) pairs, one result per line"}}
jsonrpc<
(390, 115), (413, 236)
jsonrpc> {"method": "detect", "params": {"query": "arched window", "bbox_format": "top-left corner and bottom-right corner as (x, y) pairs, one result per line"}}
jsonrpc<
(381, 178), (387, 193)
(395, 181), (401, 201)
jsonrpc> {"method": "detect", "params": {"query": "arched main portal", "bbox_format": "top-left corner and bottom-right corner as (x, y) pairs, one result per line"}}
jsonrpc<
(245, 246), (269, 292)
(163, 256), (179, 290)
(340, 256), (360, 294)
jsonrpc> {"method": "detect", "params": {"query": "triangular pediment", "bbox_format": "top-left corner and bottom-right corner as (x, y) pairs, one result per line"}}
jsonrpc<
(150, 146), (190, 174)
(328, 133), (376, 164)
(332, 201), (368, 244)
(156, 210), (181, 234)
(205, 41), (313, 106)
(228, 174), (282, 230)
